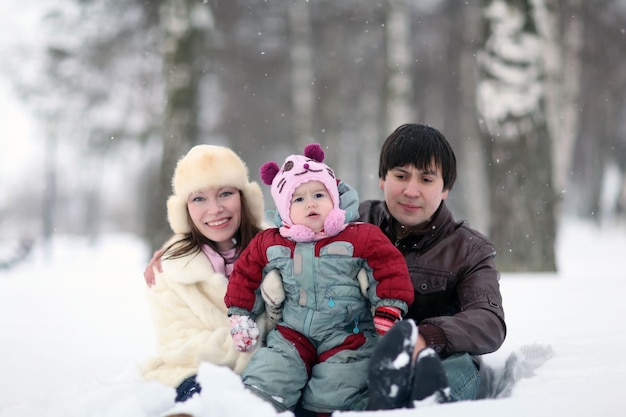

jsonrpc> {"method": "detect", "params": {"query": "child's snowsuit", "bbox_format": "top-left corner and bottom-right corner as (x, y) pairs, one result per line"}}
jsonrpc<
(225, 224), (413, 412)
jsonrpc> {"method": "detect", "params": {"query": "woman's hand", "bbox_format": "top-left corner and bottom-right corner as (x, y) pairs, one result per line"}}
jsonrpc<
(143, 249), (164, 287)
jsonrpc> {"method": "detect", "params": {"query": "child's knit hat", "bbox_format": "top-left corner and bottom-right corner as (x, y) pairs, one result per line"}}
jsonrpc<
(259, 143), (346, 242)
(167, 144), (264, 234)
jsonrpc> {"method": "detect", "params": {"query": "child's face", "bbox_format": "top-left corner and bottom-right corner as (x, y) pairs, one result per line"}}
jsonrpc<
(289, 180), (334, 233)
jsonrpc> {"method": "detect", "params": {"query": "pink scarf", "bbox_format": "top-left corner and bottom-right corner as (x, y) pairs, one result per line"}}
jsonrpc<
(202, 244), (237, 278)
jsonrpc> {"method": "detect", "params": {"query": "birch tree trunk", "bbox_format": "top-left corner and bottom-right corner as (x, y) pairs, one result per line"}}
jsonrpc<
(385, 0), (413, 135)
(459, 1), (490, 234)
(477, 0), (557, 272)
(539, 0), (583, 227)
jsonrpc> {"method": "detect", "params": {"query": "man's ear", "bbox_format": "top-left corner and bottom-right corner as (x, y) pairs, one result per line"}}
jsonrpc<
(379, 177), (385, 190)
(442, 189), (449, 200)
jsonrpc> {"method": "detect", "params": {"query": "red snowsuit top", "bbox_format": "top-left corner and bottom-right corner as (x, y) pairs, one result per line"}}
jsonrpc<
(225, 223), (414, 329)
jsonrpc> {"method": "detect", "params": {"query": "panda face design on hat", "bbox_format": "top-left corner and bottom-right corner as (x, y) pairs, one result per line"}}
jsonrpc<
(260, 143), (346, 241)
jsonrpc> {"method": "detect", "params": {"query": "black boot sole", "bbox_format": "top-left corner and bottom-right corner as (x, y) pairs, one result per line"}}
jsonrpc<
(410, 348), (451, 405)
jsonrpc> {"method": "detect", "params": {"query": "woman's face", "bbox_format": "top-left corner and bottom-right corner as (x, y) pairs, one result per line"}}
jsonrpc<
(187, 186), (242, 251)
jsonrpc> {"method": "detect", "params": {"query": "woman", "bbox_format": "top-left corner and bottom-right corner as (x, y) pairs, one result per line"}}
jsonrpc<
(141, 144), (273, 401)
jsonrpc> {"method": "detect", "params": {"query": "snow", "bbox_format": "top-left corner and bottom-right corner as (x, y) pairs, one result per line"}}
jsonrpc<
(1, 218), (625, 417)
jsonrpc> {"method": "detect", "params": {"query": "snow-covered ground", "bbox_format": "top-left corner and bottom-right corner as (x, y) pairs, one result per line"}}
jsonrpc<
(1, 218), (625, 417)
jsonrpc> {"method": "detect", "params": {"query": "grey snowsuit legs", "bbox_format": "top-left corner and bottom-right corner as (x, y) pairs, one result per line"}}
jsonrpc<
(242, 324), (377, 413)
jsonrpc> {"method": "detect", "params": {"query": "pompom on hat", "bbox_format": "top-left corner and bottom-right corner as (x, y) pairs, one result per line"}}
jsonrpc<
(167, 145), (264, 234)
(260, 143), (346, 242)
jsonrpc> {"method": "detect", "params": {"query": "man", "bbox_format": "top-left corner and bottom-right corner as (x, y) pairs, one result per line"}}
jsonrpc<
(360, 123), (506, 409)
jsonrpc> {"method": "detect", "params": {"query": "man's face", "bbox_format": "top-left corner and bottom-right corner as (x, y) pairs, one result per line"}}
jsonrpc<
(379, 163), (449, 227)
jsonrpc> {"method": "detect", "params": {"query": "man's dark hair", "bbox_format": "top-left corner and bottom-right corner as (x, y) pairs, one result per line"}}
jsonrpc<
(378, 124), (457, 191)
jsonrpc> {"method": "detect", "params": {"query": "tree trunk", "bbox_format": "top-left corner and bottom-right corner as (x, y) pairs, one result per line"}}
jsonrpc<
(288, 1), (314, 150)
(42, 121), (58, 258)
(541, 0), (583, 227)
(458, 0), (490, 234)
(144, 0), (211, 253)
(314, 15), (344, 159)
(384, 0), (413, 135)
(477, 0), (558, 272)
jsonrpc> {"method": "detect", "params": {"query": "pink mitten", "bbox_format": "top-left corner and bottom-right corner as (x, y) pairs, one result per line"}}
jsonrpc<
(374, 306), (402, 335)
(229, 315), (259, 352)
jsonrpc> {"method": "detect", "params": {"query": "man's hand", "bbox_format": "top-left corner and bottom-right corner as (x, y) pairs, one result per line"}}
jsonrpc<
(412, 333), (428, 361)
(143, 249), (164, 287)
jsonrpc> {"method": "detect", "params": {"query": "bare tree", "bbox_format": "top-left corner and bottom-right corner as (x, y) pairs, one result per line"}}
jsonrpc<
(307, 1), (387, 200)
(3, 0), (163, 247)
(570, 0), (626, 224)
(454, 1), (491, 234)
(385, 0), (413, 134)
(288, 0), (314, 150)
(207, 0), (293, 177)
(144, 0), (214, 253)
(477, 0), (558, 272)
(540, 0), (583, 225)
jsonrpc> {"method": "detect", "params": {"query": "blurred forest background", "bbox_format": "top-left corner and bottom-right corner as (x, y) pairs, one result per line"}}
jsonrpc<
(1, 0), (625, 272)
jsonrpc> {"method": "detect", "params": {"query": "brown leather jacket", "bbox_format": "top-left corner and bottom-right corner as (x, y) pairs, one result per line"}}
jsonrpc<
(358, 200), (506, 358)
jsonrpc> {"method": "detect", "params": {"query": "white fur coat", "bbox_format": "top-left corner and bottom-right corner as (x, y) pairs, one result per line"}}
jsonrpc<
(142, 237), (269, 387)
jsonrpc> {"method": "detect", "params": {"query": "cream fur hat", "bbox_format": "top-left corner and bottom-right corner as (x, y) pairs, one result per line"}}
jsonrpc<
(166, 144), (265, 234)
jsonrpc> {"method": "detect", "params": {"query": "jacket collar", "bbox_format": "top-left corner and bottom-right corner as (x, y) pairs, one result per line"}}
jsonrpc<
(380, 201), (452, 252)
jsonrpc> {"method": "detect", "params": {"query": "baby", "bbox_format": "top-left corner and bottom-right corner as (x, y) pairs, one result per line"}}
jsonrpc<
(224, 143), (414, 414)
